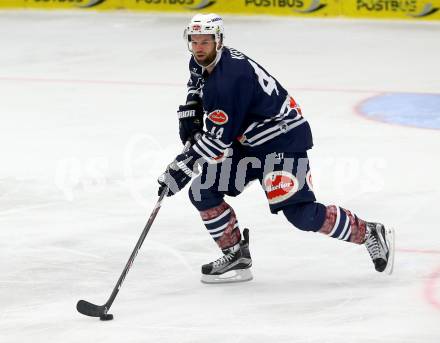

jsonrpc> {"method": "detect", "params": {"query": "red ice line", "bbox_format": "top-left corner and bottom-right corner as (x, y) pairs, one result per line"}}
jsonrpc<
(397, 248), (440, 311)
(397, 248), (440, 255)
(424, 266), (440, 311)
(1, 76), (439, 95)
(0, 76), (181, 88)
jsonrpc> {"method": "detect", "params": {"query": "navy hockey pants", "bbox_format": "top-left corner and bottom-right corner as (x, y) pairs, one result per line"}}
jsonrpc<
(188, 146), (327, 232)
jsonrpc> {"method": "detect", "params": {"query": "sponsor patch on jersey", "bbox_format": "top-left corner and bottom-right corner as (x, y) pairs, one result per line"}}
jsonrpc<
(289, 96), (302, 115)
(208, 110), (228, 125)
(263, 171), (299, 204)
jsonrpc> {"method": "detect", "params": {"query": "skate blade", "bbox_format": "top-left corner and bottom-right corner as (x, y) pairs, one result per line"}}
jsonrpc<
(384, 227), (395, 275)
(201, 268), (253, 284)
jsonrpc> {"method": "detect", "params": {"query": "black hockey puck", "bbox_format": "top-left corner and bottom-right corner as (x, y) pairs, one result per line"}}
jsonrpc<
(100, 313), (114, 321)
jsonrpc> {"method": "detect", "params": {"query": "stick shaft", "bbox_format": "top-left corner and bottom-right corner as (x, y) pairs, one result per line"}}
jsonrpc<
(102, 141), (192, 312)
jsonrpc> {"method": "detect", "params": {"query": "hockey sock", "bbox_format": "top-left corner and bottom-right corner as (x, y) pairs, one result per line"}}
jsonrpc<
(199, 201), (241, 249)
(318, 205), (367, 244)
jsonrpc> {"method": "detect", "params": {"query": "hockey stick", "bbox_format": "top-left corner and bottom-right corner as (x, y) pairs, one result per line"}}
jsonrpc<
(77, 140), (192, 321)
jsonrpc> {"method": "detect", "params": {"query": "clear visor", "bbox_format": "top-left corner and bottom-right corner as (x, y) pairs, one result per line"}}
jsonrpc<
(187, 37), (217, 52)
(184, 29), (221, 53)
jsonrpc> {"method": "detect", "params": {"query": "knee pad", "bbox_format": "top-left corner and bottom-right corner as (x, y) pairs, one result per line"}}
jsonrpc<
(283, 202), (327, 232)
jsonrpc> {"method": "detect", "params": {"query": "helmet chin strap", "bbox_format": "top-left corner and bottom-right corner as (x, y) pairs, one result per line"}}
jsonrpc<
(194, 45), (223, 71)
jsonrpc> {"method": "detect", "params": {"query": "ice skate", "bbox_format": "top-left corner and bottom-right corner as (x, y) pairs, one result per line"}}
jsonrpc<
(364, 222), (395, 274)
(201, 228), (253, 284)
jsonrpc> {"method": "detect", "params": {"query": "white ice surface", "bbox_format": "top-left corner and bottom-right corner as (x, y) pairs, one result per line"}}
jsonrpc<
(0, 10), (440, 343)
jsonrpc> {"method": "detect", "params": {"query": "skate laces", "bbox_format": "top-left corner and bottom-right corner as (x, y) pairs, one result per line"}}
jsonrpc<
(365, 225), (386, 260)
(365, 233), (381, 260)
(213, 251), (235, 268)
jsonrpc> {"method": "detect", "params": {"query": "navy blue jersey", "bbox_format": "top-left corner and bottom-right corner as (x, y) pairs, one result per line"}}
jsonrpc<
(186, 47), (313, 162)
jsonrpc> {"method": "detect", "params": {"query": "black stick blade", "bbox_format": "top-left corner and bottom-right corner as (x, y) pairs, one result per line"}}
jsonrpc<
(77, 300), (106, 317)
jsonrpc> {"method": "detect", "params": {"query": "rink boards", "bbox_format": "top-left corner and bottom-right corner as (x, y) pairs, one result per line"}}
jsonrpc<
(1, 0), (440, 21)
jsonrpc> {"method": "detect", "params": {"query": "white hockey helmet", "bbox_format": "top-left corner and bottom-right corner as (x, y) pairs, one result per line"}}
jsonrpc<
(184, 13), (224, 52)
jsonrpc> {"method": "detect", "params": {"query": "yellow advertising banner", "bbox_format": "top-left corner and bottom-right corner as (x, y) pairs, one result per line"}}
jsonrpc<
(8, 0), (122, 10)
(341, 0), (440, 20)
(1, 0), (439, 20)
(124, 0), (338, 17)
(0, 0), (23, 7)
(122, 0), (208, 13)
(235, 0), (338, 16)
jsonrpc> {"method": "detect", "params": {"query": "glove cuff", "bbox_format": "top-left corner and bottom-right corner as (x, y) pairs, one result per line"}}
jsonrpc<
(176, 160), (194, 177)
(175, 150), (201, 177)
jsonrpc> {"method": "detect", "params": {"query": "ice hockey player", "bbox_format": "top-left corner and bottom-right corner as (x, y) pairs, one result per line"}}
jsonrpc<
(158, 13), (395, 283)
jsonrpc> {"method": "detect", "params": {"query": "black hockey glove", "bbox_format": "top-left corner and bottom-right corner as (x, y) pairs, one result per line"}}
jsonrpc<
(157, 152), (198, 197)
(178, 102), (204, 145)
